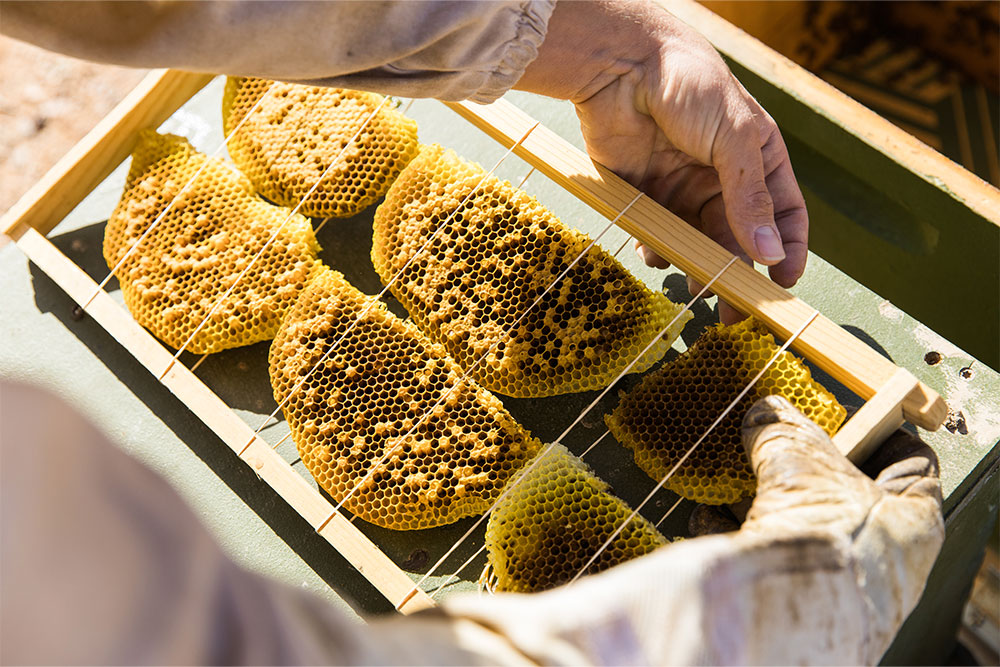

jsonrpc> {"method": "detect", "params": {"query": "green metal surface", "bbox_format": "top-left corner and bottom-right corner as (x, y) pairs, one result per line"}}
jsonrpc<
(1, 78), (998, 657)
(885, 459), (999, 665)
(726, 59), (1000, 372)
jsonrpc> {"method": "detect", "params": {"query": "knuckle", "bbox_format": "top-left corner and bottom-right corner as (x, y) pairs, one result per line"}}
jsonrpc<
(743, 188), (774, 219)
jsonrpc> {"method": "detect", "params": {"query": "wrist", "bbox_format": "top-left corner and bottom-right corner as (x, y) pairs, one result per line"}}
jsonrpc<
(515, 0), (671, 103)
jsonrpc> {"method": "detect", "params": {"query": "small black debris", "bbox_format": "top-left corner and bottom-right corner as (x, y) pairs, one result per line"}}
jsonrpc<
(70, 305), (85, 321)
(924, 351), (942, 365)
(959, 365), (975, 380)
(944, 410), (969, 435)
(401, 549), (429, 570)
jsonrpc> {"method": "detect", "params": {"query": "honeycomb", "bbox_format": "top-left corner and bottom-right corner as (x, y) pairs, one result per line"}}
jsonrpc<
(222, 77), (419, 219)
(606, 317), (846, 505)
(103, 130), (320, 354)
(372, 144), (691, 398)
(269, 266), (542, 530)
(484, 444), (667, 593)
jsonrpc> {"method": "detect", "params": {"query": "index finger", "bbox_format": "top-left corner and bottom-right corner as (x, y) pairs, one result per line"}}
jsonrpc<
(762, 131), (808, 287)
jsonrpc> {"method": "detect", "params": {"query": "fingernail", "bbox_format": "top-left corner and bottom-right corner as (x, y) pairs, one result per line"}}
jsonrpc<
(754, 226), (786, 262)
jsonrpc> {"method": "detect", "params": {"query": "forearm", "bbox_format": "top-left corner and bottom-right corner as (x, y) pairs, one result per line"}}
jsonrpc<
(0, 0), (554, 102)
(515, 0), (662, 102)
(439, 533), (876, 666)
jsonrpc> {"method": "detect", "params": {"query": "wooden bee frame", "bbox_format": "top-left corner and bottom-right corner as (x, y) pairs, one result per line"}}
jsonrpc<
(1, 8), (952, 613)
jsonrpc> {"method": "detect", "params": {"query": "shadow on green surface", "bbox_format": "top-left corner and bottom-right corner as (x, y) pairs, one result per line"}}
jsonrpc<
(28, 213), (912, 615)
(29, 222), (398, 616)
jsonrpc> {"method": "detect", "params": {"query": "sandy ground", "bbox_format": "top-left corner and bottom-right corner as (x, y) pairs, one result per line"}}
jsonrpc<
(0, 36), (148, 213)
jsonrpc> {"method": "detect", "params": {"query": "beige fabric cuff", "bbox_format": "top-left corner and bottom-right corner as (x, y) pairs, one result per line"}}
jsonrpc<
(465, 0), (555, 103)
(0, 0), (556, 103)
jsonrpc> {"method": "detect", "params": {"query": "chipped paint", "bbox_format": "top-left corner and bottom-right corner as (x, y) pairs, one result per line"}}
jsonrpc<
(877, 299), (905, 321)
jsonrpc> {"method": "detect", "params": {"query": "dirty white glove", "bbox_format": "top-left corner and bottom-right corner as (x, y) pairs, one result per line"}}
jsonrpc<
(444, 396), (945, 665)
(733, 396), (945, 662)
(2, 382), (943, 665)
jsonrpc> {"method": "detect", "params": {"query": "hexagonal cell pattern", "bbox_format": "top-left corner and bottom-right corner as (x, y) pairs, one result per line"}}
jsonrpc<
(372, 144), (692, 398)
(103, 130), (320, 354)
(485, 444), (667, 593)
(606, 317), (847, 505)
(269, 266), (542, 530)
(222, 77), (419, 219)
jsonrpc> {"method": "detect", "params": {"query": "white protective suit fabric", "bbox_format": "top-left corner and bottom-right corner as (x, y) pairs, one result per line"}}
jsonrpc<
(0, 1), (943, 660)
(0, 0), (555, 103)
(1, 382), (944, 665)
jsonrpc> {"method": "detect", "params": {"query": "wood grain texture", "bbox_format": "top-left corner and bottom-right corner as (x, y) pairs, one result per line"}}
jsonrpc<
(664, 0), (1000, 227)
(2, 64), (956, 614)
(445, 99), (947, 433)
(832, 367), (916, 461)
(666, 0), (1000, 369)
(1, 69), (213, 237)
(7, 222), (435, 615)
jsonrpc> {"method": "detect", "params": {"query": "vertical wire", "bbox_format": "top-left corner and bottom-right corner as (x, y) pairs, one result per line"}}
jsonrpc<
(579, 428), (612, 459)
(271, 431), (293, 451)
(159, 97), (392, 379)
(654, 496), (685, 529)
(85, 81), (281, 310)
(398, 257), (740, 608)
(426, 424), (615, 601)
(317, 191), (646, 533)
(189, 353), (210, 373)
(243, 124), (541, 459)
(613, 234), (633, 258)
(566, 309), (821, 585)
(516, 167), (536, 189)
(431, 544), (489, 600)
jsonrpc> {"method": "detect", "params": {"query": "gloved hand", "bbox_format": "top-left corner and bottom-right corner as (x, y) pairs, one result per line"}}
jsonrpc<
(517, 0), (808, 323)
(732, 395), (945, 663)
(443, 396), (944, 665)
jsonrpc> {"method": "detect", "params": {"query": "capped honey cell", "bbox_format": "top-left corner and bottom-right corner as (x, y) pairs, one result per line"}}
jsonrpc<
(103, 130), (320, 354)
(372, 144), (692, 398)
(485, 444), (667, 593)
(223, 77), (419, 219)
(269, 266), (542, 530)
(606, 317), (847, 505)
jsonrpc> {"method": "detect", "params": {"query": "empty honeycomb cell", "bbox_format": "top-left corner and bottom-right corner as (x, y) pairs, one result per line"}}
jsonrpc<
(485, 444), (667, 593)
(223, 77), (419, 219)
(269, 266), (542, 530)
(372, 144), (692, 398)
(103, 130), (320, 354)
(606, 317), (847, 505)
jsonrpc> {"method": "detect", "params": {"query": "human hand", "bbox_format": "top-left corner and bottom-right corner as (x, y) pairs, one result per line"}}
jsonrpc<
(689, 395), (944, 659)
(441, 395), (942, 664)
(517, 0), (808, 323)
(735, 396), (944, 660)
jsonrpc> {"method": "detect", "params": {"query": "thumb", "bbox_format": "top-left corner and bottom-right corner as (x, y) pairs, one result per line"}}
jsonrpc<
(853, 428), (944, 628)
(739, 396), (879, 538)
(861, 428), (943, 504)
(713, 100), (786, 266)
(738, 397), (945, 661)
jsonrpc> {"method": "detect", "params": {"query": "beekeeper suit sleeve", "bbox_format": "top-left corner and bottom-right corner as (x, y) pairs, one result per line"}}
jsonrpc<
(443, 396), (944, 664)
(0, 0), (554, 103)
(1, 381), (942, 665)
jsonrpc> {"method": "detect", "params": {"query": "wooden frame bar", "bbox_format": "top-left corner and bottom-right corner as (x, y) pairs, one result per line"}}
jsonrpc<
(445, 99), (945, 455)
(1, 69), (214, 238)
(661, 0), (1000, 369)
(5, 220), (435, 616)
(2, 64), (947, 611)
